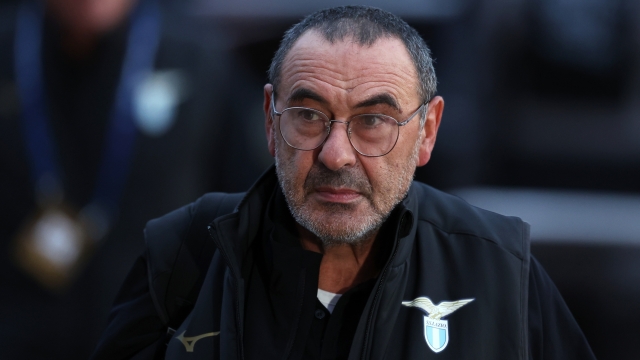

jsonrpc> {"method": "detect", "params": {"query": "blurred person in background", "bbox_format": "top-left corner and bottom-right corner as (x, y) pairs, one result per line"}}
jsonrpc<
(0, 0), (262, 358)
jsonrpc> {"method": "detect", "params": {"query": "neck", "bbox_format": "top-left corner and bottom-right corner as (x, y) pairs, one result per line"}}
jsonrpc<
(299, 224), (381, 294)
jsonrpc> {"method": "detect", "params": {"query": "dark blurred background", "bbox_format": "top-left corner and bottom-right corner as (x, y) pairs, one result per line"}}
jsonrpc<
(1, 0), (638, 359)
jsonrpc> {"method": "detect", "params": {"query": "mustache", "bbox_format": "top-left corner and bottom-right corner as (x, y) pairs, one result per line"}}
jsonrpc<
(304, 163), (372, 195)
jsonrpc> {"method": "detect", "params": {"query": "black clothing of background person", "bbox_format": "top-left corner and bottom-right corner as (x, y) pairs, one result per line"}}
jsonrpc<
(0, 2), (263, 359)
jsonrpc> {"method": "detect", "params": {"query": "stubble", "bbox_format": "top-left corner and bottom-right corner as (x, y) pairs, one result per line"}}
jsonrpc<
(274, 131), (420, 247)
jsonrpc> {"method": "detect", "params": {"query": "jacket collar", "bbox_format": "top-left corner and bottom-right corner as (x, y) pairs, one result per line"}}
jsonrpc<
(211, 164), (421, 274)
(208, 165), (278, 279)
(390, 182), (419, 267)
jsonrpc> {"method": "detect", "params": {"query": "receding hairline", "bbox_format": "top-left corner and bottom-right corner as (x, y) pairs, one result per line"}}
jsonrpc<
(268, 5), (437, 117)
(284, 27), (407, 54)
(275, 29), (420, 96)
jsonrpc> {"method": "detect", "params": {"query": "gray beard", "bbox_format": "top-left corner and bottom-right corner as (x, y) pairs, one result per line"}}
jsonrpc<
(274, 135), (420, 248)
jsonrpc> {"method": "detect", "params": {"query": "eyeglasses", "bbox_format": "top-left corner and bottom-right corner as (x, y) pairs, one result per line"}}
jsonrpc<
(271, 93), (427, 157)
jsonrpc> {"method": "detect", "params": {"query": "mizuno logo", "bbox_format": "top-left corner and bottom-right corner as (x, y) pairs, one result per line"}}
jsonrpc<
(176, 330), (220, 352)
(402, 297), (474, 353)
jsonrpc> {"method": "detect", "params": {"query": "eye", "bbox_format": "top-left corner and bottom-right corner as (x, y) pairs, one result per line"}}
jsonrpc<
(358, 115), (385, 128)
(297, 109), (322, 121)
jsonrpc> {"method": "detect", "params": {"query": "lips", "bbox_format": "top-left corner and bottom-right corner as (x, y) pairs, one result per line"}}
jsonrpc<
(303, 163), (373, 204)
(312, 186), (363, 203)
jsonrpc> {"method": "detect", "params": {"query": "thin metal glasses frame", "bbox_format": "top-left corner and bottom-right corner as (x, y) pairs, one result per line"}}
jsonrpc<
(270, 92), (427, 157)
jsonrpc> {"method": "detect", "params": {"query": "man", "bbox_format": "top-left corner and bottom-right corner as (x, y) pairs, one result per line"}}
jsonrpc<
(93, 6), (596, 359)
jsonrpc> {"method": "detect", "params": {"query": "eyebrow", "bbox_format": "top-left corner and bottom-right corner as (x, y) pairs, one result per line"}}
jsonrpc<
(286, 88), (402, 113)
(354, 93), (401, 112)
(287, 88), (328, 105)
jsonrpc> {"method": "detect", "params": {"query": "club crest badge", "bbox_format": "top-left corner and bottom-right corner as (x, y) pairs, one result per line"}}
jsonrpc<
(402, 297), (474, 353)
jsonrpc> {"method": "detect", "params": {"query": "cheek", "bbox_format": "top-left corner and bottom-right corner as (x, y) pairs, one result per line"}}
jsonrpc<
(365, 145), (416, 194)
(276, 143), (315, 186)
(360, 159), (393, 191)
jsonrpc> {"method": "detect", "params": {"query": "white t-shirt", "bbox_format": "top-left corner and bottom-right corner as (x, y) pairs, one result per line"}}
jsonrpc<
(317, 288), (343, 313)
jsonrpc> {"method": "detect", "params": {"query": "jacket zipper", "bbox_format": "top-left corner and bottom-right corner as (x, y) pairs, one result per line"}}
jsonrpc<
(360, 236), (401, 360)
(282, 270), (306, 360)
(209, 224), (245, 360)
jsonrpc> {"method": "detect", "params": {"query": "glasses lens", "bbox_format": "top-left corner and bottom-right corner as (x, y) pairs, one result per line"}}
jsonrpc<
(279, 108), (329, 150)
(349, 114), (398, 156)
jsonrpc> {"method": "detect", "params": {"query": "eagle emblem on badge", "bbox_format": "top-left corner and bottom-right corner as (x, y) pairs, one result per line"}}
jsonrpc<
(402, 297), (474, 353)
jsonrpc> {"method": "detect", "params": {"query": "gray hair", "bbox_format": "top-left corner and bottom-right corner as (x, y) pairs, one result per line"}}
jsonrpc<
(268, 5), (437, 114)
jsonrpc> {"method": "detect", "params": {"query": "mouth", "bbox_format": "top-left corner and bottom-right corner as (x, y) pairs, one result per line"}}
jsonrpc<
(312, 186), (364, 204)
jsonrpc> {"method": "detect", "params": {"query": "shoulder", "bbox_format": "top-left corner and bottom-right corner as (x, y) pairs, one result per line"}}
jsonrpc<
(528, 257), (596, 359)
(144, 192), (244, 274)
(145, 192), (244, 234)
(408, 181), (530, 258)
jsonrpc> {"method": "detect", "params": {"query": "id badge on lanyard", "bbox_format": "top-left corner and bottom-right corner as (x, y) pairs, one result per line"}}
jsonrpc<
(12, 0), (161, 291)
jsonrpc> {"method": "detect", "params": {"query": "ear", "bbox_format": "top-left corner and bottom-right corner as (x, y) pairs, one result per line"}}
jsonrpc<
(416, 96), (444, 167)
(264, 84), (276, 157)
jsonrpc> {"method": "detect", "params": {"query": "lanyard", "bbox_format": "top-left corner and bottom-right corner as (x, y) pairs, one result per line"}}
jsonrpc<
(14, 0), (161, 233)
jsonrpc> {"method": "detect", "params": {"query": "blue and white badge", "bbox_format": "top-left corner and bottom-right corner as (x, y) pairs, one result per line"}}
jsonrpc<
(402, 297), (474, 353)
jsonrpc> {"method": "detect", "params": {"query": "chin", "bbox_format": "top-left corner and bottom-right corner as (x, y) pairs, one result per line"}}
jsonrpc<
(293, 204), (384, 247)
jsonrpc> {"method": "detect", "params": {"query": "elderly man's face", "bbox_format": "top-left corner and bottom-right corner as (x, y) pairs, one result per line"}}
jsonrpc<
(265, 31), (442, 246)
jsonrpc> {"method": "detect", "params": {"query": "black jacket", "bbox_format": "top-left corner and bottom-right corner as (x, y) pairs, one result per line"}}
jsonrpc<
(93, 167), (595, 359)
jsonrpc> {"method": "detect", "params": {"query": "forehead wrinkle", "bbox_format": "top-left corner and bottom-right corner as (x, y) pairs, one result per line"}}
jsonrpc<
(284, 57), (350, 85)
(284, 62), (414, 97)
(283, 47), (413, 88)
(279, 34), (420, 113)
(286, 77), (414, 115)
(320, 63), (417, 112)
(280, 55), (348, 90)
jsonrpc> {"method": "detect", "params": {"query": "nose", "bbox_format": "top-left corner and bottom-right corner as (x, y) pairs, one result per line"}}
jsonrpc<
(317, 121), (357, 171)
